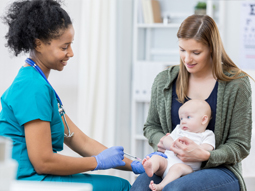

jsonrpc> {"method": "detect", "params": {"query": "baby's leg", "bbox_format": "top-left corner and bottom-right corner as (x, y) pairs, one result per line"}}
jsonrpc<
(142, 155), (168, 177)
(149, 163), (193, 191)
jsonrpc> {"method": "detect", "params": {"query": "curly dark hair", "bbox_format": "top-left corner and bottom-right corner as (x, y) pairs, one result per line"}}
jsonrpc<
(2, 0), (72, 56)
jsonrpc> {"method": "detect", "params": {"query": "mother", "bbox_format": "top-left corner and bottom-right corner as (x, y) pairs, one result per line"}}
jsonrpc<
(131, 15), (252, 191)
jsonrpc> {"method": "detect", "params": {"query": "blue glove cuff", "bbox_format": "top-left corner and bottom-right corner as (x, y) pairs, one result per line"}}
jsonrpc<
(92, 156), (100, 171)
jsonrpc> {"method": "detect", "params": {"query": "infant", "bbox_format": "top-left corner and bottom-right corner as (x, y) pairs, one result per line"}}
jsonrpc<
(142, 99), (215, 191)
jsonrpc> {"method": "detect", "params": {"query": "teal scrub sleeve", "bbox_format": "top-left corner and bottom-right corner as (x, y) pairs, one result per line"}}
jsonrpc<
(9, 80), (55, 126)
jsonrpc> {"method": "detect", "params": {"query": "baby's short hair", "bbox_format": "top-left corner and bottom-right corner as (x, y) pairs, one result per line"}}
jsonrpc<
(180, 99), (212, 119)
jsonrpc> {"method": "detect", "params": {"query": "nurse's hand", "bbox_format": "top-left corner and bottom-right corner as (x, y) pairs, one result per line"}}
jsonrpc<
(94, 146), (126, 170)
(157, 133), (170, 153)
(131, 161), (145, 174)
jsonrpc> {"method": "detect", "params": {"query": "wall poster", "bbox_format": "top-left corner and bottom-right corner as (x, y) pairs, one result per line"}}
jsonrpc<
(240, 1), (255, 69)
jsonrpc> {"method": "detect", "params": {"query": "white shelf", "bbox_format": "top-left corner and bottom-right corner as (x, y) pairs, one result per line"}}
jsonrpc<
(133, 96), (150, 103)
(150, 49), (179, 55)
(135, 134), (147, 140)
(135, 61), (178, 66)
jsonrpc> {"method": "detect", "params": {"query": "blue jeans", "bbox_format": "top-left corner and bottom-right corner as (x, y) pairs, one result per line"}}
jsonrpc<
(131, 166), (240, 191)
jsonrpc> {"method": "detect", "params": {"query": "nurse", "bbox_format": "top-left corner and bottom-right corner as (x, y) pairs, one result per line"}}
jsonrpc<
(0, 0), (145, 190)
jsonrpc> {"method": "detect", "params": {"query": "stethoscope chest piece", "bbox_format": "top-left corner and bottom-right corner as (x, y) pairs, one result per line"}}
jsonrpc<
(58, 103), (74, 138)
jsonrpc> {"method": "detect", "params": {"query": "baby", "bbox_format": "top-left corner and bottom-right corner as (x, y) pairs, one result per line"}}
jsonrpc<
(142, 99), (215, 191)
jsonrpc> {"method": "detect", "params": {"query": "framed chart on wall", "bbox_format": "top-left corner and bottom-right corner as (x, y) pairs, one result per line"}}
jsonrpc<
(240, 1), (255, 69)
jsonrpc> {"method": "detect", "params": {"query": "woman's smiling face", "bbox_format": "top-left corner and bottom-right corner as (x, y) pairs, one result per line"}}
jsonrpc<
(179, 38), (212, 75)
(35, 25), (75, 74)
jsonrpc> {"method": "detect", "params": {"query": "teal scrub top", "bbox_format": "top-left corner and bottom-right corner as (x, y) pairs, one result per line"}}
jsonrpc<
(0, 66), (65, 180)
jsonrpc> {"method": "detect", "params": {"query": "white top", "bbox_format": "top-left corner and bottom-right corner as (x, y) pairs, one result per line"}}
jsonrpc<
(170, 125), (215, 149)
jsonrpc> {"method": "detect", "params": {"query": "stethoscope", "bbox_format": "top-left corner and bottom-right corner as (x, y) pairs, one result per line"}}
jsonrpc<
(25, 58), (74, 138)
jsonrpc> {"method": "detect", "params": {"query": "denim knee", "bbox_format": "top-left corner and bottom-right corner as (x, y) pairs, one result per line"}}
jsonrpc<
(130, 173), (162, 191)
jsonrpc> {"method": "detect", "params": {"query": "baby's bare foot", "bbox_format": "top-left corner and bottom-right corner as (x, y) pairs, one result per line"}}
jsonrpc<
(143, 156), (154, 177)
(149, 180), (163, 191)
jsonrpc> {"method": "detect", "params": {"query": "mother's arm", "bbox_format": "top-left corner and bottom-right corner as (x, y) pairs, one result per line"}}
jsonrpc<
(204, 78), (252, 168)
(143, 74), (165, 151)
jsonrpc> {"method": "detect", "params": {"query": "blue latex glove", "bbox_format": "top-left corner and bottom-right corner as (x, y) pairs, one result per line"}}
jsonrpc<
(146, 151), (168, 159)
(94, 146), (126, 170)
(131, 160), (145, 174)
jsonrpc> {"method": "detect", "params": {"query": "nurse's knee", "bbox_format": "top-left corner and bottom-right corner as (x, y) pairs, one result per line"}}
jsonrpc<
(120, 178), (131, 191)
(112, 176), (131, 191)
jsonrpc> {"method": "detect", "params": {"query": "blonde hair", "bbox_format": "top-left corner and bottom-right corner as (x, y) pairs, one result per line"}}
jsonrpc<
(176, 15), (251, 103)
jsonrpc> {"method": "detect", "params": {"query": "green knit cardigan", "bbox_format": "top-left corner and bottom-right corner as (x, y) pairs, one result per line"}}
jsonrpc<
(143, 65), (252, 191)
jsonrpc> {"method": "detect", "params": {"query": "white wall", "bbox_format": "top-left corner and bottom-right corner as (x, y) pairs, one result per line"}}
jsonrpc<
(115, 0), (133, 180)
(0, 1), (26, 99)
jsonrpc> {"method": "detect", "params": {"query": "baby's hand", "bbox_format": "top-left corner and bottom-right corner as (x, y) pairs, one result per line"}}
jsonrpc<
(157, 133), (170, 152)
(179, 140), (187, 145)
(178, 138), (187, 145)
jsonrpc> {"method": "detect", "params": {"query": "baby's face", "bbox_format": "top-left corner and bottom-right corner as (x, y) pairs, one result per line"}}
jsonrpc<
(179, 109), (204, 133)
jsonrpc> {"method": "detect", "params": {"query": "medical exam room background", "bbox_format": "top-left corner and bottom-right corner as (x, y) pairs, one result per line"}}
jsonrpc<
(0, 0), (255, 183)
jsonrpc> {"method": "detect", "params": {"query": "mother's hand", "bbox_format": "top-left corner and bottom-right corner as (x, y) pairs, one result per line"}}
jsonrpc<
(170, 137), (210, 162)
